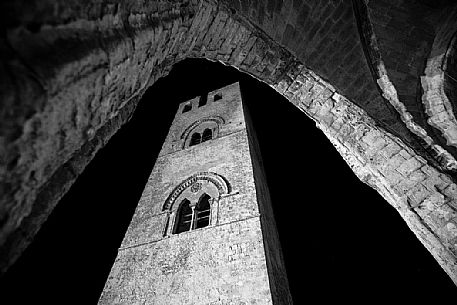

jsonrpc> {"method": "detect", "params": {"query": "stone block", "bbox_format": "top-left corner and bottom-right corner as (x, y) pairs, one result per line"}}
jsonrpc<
(364, 136), (387, 158)
(337, 122), (355, 142)
(378, 142), (402, 159)
(297, 86), (315, 108)
(407, 184), (431, 207)
(380, 166), (404, 186)
(398, 149), (413, 160)
(394, 175), (419, 196)
(273, 76), (293, 94)
(397, 157), (423, 177)
(425, 196), (453, 221)
(421, 174), (449, 193)
(330, 117), (345, 132)
(408, 170), (426, 185)
(320, 112), (336, 127)
(389, 153), (407, 169)
(286, 78), (305, 97)
(361, 130), (383, 145)
(285, 60), (304, 80)
(442, 183), (457, 200)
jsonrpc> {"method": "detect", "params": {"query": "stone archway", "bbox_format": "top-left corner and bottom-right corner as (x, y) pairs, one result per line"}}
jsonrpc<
(1, 0), (457, 285)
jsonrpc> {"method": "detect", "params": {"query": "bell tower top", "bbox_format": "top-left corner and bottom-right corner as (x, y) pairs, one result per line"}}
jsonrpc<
(159, 82), (246, 156)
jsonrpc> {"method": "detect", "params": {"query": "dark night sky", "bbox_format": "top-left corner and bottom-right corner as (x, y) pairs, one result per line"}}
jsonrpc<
(1, 59), (455, 304)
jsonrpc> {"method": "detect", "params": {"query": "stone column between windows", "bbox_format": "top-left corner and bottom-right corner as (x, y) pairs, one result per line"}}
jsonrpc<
(165, 211), (175, 237)
(189, 201), (197, 231)
(211, 197), (218, 226)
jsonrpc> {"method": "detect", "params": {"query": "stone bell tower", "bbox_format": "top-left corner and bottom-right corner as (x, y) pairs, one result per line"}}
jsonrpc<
(98, 82), (293, 304)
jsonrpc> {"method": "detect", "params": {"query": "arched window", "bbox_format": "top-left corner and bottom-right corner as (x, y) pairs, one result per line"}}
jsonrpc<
(195, 194), (211, 229)
(164, 172), (230, 236)
(173, 195), (211, 234)
(189, 132), (201, 146)
(181, 116), (224, 149)
(201, 128), (212, 142)
(174, 199), (193, 234)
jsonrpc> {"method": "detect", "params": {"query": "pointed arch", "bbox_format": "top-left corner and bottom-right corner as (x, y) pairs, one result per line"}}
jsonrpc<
(163, 172), (231, 211)
(174, 199), (193, 234)
(195, 193), (211, 229)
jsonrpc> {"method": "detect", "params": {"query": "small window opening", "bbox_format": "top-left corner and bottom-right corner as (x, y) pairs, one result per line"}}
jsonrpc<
(190, 133), (201, 146)
(182, 103), (192, 113)
(199, 95), (207, 107)
(201, 128), (212, 142)
(175, 199), (192, 234)
(195, 194), (211, 229)
(214, 93), (222, 101)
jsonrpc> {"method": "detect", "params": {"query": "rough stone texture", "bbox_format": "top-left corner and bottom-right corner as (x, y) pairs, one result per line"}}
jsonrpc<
(1, 0), (457, 287)
(359, 0), (457, 170)
(221, 0), (415, 148)
(421, 5), (457, 150)
(275, 64), (457, 285)
(0, 0), (200, 272)
(367, 0), (436, 128)
(98, 83), (292, 304)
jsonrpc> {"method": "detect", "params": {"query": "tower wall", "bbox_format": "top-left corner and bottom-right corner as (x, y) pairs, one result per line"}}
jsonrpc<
(98, 83), (292, 304)
(242, 99), (293, 304)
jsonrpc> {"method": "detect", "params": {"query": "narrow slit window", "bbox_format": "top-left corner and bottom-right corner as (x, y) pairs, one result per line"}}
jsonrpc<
(199, 95), (207, 107)
(175, 199), (193, 234)
(182, 103), (192, 113)
(195, 194), (211, 229)
(201, 128), (212, 142)
(213, 93), (222, 101)
(190, 133), (201, 146)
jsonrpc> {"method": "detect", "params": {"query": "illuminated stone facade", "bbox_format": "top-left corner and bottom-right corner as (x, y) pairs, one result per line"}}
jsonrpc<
(98, 83), (292, 304)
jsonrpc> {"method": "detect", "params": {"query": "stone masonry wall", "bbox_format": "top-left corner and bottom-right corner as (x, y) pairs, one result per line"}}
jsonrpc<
(100, 217), (272, 305)
(366, 0), (437, 133)
(421, 6), (457, 150)
(275, 65), (457, 285)
(242, 100), (293, 304)
(2, 0), (457, 286)
(0, 0), (200, 272)
(99, 83), (292, 304)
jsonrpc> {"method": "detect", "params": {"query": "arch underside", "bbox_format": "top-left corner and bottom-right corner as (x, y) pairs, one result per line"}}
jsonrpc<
(1, 0), (457, 285)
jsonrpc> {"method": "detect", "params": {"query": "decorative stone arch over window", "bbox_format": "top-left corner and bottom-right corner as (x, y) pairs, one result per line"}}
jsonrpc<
(181, 116), (225, 149)
(162, 172), (231, 236)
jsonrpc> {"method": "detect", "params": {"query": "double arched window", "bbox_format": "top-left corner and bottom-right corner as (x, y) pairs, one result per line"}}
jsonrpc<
(174, 194), (212, 234)
(181, 117), (224, 149)
(189, 128), (213, 147)
(163, 172), (230, 237)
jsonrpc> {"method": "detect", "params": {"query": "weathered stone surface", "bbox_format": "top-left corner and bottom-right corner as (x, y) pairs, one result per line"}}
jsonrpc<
(99, 83), (292, 304)
(0, 0), (201, 272)
(357, 0), (457, 171)
(1, 0), (457, 288)
(277, 62), (457, 285)
(421, 5), (457, 152)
